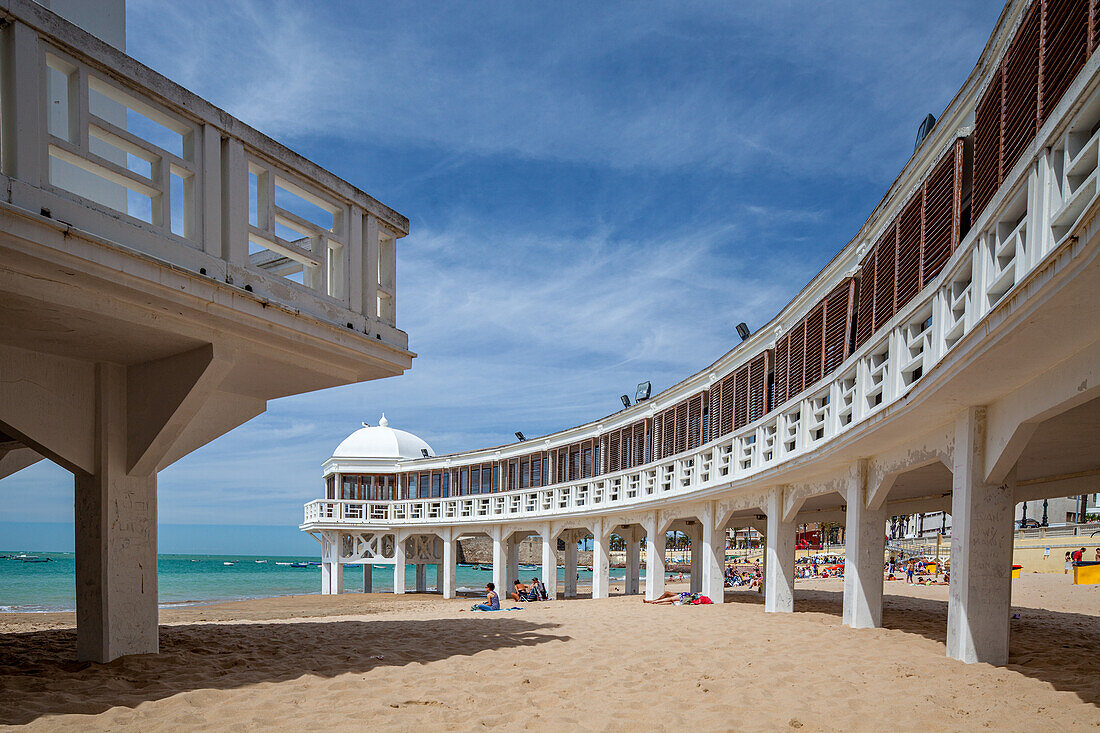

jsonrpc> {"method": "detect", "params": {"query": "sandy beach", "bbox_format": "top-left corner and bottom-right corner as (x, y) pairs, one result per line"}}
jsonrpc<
(1, 574), (1097, 731)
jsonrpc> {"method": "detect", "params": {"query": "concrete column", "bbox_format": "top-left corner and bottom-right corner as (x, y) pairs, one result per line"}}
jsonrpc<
(442, 534), (457, 599)
(541, 527), (558, 600)
(320, 531), (335, 595)
(491, 527), (506, 595)
(393, 532), (406, 595)
(688, 523), (703, 594)
(74, 363), (158, 663)
(644, 517), (666, 600)
(765, 490), (795, 613)
(701, 510), (726, 604)
(505, 534), (520, 593)
(624, 530), (641, 595)
(415, 563), (427, 593)
(592, 523), (610, 599)
(843, 462), (886, 628)
(563, 532), (578, 598)
(363, 564), (373, 593)
(947, 407), (1016, 665)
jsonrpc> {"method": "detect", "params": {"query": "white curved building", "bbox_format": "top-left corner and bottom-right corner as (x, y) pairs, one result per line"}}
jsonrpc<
(302, 0), (1100, 667)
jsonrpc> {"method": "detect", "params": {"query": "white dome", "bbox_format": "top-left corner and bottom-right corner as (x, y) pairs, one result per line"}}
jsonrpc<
(331, 414), (435, 460)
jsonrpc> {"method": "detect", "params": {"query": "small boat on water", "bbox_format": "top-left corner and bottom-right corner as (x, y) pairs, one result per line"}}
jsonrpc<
(290, 562), (309, 568)
(255, 560), (267, 563)
(22, 557), (49, 563)
(275, 562), (292, 566)
(476, 565), (492, 571)
(223, 561), (235, 566)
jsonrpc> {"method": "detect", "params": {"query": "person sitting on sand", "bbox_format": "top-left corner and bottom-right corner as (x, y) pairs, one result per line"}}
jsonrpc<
(531, 577), (548, 601)
(472, 582), (500, 611)
(511, 579), (529, 602)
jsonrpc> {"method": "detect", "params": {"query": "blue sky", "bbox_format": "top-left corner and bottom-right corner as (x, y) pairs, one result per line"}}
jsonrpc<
(2, 1), (1005, 554)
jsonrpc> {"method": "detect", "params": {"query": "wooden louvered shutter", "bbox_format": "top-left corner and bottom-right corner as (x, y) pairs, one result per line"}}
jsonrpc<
(1004, 2), (1041, 170)
(896, 192), (923, 310)
(921, 142), (960, 286)
(1091, 0), (1100, 52)
(687, 394), (703, 450)
(822, 279), (854, 376)
(773, 333), (790, 406)
(873, 225), (898, 332)
(746, 352), (769, 423)
(733, 364), (750, 429)
(973, 65), (1002, 221)
(1040, 0), (1089, 127)
(854, 250), (876, 349)
(633, 421), (646, 466)
(787, 321), (806, 398)
(803, 301), (825, 387)
(607, 430), (620, 472)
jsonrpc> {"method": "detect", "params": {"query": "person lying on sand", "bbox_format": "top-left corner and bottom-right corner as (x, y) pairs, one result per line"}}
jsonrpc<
(644, 591), (695, 605)
(472, 582), (500, 611)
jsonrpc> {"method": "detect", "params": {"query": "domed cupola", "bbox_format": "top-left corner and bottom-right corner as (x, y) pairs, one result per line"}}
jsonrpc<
(330, 413), (435, 461)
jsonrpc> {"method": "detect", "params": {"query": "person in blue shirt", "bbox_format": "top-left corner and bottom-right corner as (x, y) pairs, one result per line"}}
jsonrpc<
(473, 582), (500, 611)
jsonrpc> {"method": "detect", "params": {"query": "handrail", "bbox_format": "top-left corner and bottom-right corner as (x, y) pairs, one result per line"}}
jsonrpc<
(303, 50), (1100, 528)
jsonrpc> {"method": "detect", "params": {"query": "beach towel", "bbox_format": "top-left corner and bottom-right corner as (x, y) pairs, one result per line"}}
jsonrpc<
(691, 595), (713, 605)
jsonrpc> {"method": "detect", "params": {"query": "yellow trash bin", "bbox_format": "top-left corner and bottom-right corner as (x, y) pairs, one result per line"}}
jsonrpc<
(1011, 564), (1022, 579)
(1073, 561), (1100, 585)
(926, 561), (938, 574)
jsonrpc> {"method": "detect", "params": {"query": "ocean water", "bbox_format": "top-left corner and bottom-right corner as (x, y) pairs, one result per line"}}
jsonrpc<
(0, 551), (632, 612)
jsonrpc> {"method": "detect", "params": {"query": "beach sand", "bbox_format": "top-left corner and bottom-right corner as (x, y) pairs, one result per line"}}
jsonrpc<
(1, 573), (1096, 731)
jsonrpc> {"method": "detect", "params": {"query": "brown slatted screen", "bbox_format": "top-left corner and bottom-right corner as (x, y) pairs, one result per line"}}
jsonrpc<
(772, 333), (790, 406)
(973, 66), (1002, 221)
(747, 352), (769, 424)
(822, 279), (854, 375)
(922, 142), (959, 286)
(788, 321), (806, 398)
(607, 430), (620, 472)
(662, 407), (675, 458)
(1005, 2), (1041, 169)
(872, 225), (898, 331)
(632, 421), (646, 466)
(854, 249), (876, 349)
(687, 394), (703, 450)
(733, 363), (750, 429)
(803, 302), (825, 386)
(896, 192), (923, 309)
(1092, 0), (1100, 52)
(1041, 0), (1089, 126)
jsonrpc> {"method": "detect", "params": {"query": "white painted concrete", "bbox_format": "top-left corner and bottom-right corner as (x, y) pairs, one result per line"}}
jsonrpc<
(843, 462), (887, 628)
(363, 564), (373, 593)
(644, 518), (666, 601)
(701, 510), (726, 604)
(624, 531), (641, 596)
(563, 535), (578, 598)
(491, 529), (506, 596)
(764, 490), (795, 613)
(442, 535), (456, 599)
(541, 530), (558, 600)
(947, 408), (1016, 665)
(393, 531), (407, 595)
(591, 522), (610, 599)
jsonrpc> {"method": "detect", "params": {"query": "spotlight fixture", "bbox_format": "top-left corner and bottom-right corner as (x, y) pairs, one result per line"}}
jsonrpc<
(421, 448), (429, 458)
(635, 381), (652, 402)
(621, 394), (631, 409)
(515, 431), (526, 441)
(736, 322), (751, 341)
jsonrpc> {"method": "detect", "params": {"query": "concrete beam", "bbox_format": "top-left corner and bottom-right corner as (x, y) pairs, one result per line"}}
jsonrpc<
(0, 444), (42, 479)
(866, 424), (954, 510)
(126, 343), (234, 475)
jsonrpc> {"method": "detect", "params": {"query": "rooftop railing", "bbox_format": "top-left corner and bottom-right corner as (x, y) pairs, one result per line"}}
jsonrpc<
(0, 0), (407, 344)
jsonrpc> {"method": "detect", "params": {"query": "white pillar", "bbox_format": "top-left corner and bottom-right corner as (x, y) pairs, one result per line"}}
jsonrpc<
(844, 462), (886, 628)
(624, 530), (641, 596)
(563, 533), (578, 598)
(415, 562), (427, 593)
(363, 564), (373, 593)
(442, 534), (457, 599)
(947, 407), (1016, 665)
(688, 523), (703, 594)
(491, 527), (506, 595)
(701, 507), (726, 604)
(74, 363), (158, 662)
(644, 516), (666, 600)
(541, 527), (558, 600)
(393, 532), (407, 595)
(592, 522), (610, 599)
(765, 490), (795, 613)
(505, 534), (520, 594)
(320, 531), (334, 595)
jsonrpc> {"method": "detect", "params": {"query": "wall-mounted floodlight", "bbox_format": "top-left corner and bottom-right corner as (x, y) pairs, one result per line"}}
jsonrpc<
(621, 395), (631, 409)
(421, 448), (429, 458)
(635, 381), (652, 402)
(736, 322), (751, 341)
(515, 431), (526, 441)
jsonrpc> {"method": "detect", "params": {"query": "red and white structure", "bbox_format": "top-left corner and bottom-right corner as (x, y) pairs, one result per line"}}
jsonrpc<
(304, 0), (1100, 666)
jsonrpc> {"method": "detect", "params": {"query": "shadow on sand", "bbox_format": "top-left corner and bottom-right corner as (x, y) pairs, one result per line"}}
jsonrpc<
(721, 586), (1100, 705)
(0, 617), (571, 725)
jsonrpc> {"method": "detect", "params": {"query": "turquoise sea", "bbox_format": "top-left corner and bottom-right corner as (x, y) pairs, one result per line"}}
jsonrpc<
(0, 551), (632, 612)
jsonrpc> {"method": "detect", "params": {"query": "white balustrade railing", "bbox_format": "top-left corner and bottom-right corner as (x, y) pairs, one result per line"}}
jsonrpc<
(302, 23), (1100, 530)
(2, 1), (406, 337)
